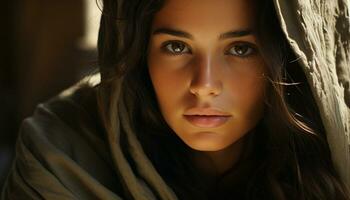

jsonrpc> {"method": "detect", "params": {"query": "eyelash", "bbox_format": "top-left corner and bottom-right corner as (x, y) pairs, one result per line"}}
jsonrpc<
(160, 40), (258, 58)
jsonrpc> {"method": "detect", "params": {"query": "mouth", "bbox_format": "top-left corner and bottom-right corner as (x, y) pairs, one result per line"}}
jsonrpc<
(184, 107), (231, 116)
(183, 115), (231, 128)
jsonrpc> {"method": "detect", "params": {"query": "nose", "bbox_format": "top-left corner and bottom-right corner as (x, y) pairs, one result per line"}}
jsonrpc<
(189, 54), (223, 97)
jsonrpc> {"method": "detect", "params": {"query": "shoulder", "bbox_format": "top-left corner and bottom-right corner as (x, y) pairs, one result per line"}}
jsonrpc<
(21, 73), (105, 159)
(2, 73), (125, 199)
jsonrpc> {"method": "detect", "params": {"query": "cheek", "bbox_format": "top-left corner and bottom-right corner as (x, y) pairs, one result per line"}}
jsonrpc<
(147, 54), (188, 120)
(222, 57), (267, 119)
(148, 57), (185, 96)
(230, 75), (266, 119)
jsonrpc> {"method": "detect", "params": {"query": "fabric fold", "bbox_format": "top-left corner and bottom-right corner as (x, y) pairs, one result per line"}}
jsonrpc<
(273, 0), (350, 186)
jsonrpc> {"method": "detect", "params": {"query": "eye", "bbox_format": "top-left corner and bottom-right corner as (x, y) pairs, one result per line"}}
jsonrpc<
(226, 43), (257, 57)
(162, 41), (191, 55)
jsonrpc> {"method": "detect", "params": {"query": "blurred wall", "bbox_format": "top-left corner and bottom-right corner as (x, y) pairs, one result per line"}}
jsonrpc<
(1, 0), (99, 188)
(17, 0), (85, 117)
(0, 0), (18, 189)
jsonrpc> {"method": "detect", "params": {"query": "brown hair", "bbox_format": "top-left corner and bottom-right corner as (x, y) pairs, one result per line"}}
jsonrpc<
(96, 0), (350, 199)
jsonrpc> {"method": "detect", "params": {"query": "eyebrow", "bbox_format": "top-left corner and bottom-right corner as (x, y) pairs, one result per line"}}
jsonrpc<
(152, 27), (254, 40)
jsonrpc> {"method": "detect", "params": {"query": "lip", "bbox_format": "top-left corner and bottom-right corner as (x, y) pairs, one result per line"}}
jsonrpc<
(184, 107), (231, 116)
(184, 115), (231, 128)
(183, 107), (232, 128)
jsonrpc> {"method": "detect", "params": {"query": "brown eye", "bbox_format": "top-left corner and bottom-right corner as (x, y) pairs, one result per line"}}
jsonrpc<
(227, 43), (256, 57)
(163, 41), (190, 54)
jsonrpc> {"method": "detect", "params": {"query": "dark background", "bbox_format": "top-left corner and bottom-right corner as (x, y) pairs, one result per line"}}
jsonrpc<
(1, 0), (99, 188)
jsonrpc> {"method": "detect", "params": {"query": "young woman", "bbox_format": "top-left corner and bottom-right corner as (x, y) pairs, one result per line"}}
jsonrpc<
(2, 0), (350, 199)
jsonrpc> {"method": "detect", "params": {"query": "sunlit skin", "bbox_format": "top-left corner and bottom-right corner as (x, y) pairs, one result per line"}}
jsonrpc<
(147, 0), (267, 178)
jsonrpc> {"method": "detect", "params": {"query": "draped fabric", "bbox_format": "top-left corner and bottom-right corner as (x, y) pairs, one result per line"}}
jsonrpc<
(273, 0), (350, 186)
(1, 74), (178, 200)
(2, 0), (350, 199)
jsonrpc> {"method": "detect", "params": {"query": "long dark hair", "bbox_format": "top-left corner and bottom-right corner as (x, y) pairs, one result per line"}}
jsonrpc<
(96, 0), (350, 199)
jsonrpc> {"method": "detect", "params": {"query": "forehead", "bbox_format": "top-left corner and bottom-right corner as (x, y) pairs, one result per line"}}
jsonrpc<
(152, 0), (256, 31)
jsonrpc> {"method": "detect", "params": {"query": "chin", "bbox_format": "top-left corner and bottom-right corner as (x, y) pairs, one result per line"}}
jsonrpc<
(182, 132), (234, 152)
(189, 144), (226, 152)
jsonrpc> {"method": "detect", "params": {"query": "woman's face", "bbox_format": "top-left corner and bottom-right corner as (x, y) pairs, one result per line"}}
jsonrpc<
(147, 0), (267, 151)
